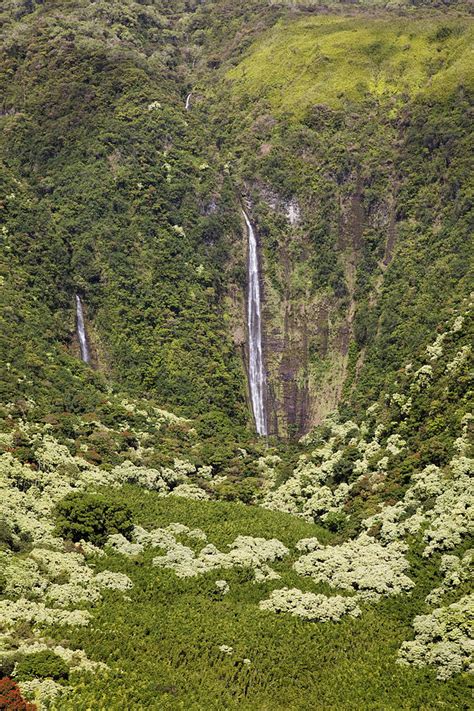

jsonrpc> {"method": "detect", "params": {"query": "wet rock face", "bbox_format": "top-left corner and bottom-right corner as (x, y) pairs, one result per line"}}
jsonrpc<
(229, 170), (397, 440)
(260, 186), (365, 438)
(259, 186), (302, 227)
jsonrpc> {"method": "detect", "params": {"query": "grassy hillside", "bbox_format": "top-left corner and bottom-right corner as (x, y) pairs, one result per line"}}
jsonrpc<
(227, 15), (473, 114)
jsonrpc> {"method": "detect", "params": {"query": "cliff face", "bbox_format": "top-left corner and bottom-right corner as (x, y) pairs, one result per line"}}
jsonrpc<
(243, 180), (366, 439)
(218, 11), (472, 438)
(225, 87), (469, 439)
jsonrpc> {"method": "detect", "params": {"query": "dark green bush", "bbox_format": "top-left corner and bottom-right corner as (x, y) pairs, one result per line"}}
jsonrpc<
(54, 492), (133, 545)
(323, 511), (347, 533)
(15, 651), (69, 681)
(0, 656), (15, 678)
(0, 520), (15, 551)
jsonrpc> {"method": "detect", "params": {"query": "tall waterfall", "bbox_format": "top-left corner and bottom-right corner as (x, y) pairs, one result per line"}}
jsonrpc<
(185, 93), (192, 111)
(75, 294), (90, 363)
(243, 209), (267, 436)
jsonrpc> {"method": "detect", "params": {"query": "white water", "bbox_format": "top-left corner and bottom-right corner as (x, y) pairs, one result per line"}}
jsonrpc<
(185, 93), (192, 111)
(286, 199), (301, 226)
(75, 294), (90, 363)
(243, 209), (267, 436)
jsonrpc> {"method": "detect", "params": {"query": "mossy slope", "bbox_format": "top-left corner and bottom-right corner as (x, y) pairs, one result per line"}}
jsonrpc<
(228, 16), (473, 114)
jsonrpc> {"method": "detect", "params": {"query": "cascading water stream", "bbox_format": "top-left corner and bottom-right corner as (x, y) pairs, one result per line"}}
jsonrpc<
(75, 294), (90, 364)
(243, 209), (267, 436)
(185, 93), (192, 111)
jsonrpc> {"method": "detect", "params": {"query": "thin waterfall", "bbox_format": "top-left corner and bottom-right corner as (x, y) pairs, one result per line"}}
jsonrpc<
(75, 294), (90, 363)
(185, 93), (192, 111)
(243, 209), (267, 436)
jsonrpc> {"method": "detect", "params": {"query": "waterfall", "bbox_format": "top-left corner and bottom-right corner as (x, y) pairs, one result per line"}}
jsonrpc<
(243, 209), (267, 436)
(185, 93), (192, 111)
(75, 294), (90, 363)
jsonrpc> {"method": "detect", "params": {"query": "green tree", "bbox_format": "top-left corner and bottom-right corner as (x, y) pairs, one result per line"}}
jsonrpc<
(54, 492), (133, 545)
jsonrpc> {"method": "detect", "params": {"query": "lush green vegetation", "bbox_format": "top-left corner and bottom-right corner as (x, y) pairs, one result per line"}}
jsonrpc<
(0, 0), (249, 442)
(0, 0), (472, 709)
(54, 493), (134, 546)
(1, 0), (472, 435)
(228, 16), (473, 114)
(208, 10), (473, 431)
(16, 654), (69, 684)
(43, 494), (471, 710)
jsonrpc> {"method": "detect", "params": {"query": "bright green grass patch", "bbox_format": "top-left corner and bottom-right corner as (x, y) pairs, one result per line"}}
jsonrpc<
(51, 489), (470, 710)
(227, 15), (473, 114)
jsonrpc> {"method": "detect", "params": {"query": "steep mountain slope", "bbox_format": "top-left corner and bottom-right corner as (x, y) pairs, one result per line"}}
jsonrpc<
(207, 12), (473, 436)
(0, 0), (248, 441)
(0, 1), (472, 709)
(1, 1), (472, 438)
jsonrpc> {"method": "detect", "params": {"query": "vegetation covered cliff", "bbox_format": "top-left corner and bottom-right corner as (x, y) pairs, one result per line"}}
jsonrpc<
(0, 1), (472, 709)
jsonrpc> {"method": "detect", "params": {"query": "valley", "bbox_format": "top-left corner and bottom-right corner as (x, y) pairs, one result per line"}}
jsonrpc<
(0, 1), (472, 709)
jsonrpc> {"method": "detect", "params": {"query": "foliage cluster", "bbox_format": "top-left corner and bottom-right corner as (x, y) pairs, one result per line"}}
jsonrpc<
(15, 652), (69, 683)
(0, 677), (37, 711)
(54, 493), (133, 546)
(53, 493), (472, 709)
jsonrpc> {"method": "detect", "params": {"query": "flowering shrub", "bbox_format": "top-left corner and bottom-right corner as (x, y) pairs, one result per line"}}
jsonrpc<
(398, 595), (474, 679)
(425, 550), (473, 606)
(110, 461), (174, 494)
(294, 533), (414, 599)
(0, 557), (46, 599)
(170, 483), (210, 500)
(215, 580), (229, 595)
(218, 645), (233, 655)
(18, 679), (65, 705)
(0, 447), (113, 549)
(390, 392), (412, 413)
(259, 588), (361, 622)
(361, 452), (473, 557)
(0, 599), (92, 628)
(261, 448), (353, 523)
(0, 677), (37, 710)
(422, 466), (473, 556)
(411, 365), (433, 390)
(94, 571), (133, 591)
(13, 642), (107, 675)
(34, 437), (82, 473)
(451, 315), (464, 333)
(426, 333), (446, 361)
(151, 530), (289, 580)
(295, 537), (322, 553)
(446, 345), (471, 373)
(385, 434), (406, 456)
(106, 534), (144, 556)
